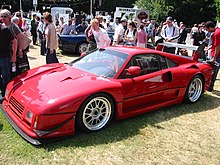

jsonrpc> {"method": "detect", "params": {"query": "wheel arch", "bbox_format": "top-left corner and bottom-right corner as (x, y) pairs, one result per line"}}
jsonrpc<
(87, 91), (116, 107)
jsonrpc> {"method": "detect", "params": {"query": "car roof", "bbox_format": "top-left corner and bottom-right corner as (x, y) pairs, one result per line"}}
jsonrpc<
(106, 46), (195, 65)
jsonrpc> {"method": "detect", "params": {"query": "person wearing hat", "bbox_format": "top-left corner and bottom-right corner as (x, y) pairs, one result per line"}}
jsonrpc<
(113, 18), (127, 45)
(160, 16), (180, 54)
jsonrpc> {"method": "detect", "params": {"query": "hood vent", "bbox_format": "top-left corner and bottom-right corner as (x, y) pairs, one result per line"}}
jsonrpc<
(60, 77), (73, 82)
(47, 71), (57, 75)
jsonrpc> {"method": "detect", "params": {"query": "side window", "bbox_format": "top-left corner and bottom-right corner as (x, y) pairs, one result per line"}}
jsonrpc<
(166, 58), (178, 68)
(157, 55), (178, 69)
(141, 54), (160, 74)
(158, 55), (168, 69)
(127, 54), (160, 76)
(119, 54), (177, 79)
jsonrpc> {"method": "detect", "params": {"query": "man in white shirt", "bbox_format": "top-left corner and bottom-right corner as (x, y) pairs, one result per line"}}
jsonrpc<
(161, 16), (180, 54)
(60, 19), (72, 35)
(60, 18), (76, 35)
(113, 18), (127, 45)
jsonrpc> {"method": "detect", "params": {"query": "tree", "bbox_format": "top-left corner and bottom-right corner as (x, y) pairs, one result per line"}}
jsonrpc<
(168, 0), (216, 26)
(135, 0), (173, 20)
(215, 0), (220, 20)
(135, 0), (216, 26)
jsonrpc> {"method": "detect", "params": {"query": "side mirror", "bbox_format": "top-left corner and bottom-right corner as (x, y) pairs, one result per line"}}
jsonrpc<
(127, 66), (141, 76)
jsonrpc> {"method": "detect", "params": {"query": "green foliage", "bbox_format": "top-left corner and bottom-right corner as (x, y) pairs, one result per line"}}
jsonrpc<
(135, 0), (174, 20)
(216, 0), (220, 20)
(135, 0), (216, 26)
(168, 0), (216, 25)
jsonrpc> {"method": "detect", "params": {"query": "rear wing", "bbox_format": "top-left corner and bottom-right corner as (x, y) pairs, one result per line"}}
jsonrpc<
(158, 42), (198, 51)
(156, 42), (206, 62)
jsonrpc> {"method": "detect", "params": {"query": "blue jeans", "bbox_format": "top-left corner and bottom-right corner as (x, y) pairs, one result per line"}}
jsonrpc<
(46, 48), (59, 64)
(210, 57), (220, 90)
(0, 57), (11, 96)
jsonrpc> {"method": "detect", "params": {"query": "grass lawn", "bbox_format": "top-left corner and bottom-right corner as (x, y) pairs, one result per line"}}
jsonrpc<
(0, 92), (220, 165)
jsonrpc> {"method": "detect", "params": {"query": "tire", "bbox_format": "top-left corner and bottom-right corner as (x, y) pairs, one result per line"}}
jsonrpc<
(76, 42), (89, 55)
(76, 93), (114, 133)
(184, 75), (204, 103)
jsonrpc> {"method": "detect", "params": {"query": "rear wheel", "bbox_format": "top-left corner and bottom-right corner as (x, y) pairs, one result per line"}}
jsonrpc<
(76, 93), (114, 132)
(184, 75), (203, 103)
(76, 42), (88, 54)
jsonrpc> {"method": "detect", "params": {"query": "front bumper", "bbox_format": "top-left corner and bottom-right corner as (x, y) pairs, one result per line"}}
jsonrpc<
(0, 104), (41, 145)
(1, 102), (76, 145)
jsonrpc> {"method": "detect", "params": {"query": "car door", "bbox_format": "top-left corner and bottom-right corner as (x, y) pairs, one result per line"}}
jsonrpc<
(118, 54), (167, 112)
(158, 55), (189, 100)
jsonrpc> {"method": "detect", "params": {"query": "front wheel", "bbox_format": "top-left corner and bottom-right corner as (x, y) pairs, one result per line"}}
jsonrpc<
(76, 93), (114, 132)
(77, 42), (88, 54)
(184, 75), (204, 103)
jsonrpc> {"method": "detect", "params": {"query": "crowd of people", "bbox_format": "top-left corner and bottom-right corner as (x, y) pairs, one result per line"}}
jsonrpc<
(0, 8), (220, 99)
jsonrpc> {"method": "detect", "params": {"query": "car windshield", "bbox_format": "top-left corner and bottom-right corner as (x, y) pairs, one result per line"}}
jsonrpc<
(70, 49), (129, 78)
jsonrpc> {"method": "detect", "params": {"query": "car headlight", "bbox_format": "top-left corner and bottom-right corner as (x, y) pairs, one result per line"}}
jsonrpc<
(25, 110), (33, 120)
(4, 89), (8, 98)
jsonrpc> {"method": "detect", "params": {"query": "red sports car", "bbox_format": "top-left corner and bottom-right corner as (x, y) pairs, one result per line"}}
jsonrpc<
(1, 46), (213, 145)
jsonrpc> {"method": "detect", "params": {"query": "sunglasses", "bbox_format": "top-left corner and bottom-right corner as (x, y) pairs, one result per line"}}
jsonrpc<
(1, 15), (8, 18)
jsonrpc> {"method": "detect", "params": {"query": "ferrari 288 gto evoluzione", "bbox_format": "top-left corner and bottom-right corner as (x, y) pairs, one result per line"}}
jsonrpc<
(1, 46), (213, 145)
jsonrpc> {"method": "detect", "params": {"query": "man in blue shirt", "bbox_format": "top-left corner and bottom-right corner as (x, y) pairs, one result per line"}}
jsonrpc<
(76, 18), (88, 34)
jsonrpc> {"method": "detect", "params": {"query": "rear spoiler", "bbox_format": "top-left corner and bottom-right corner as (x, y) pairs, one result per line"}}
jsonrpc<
(155, 40), (205, 62)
